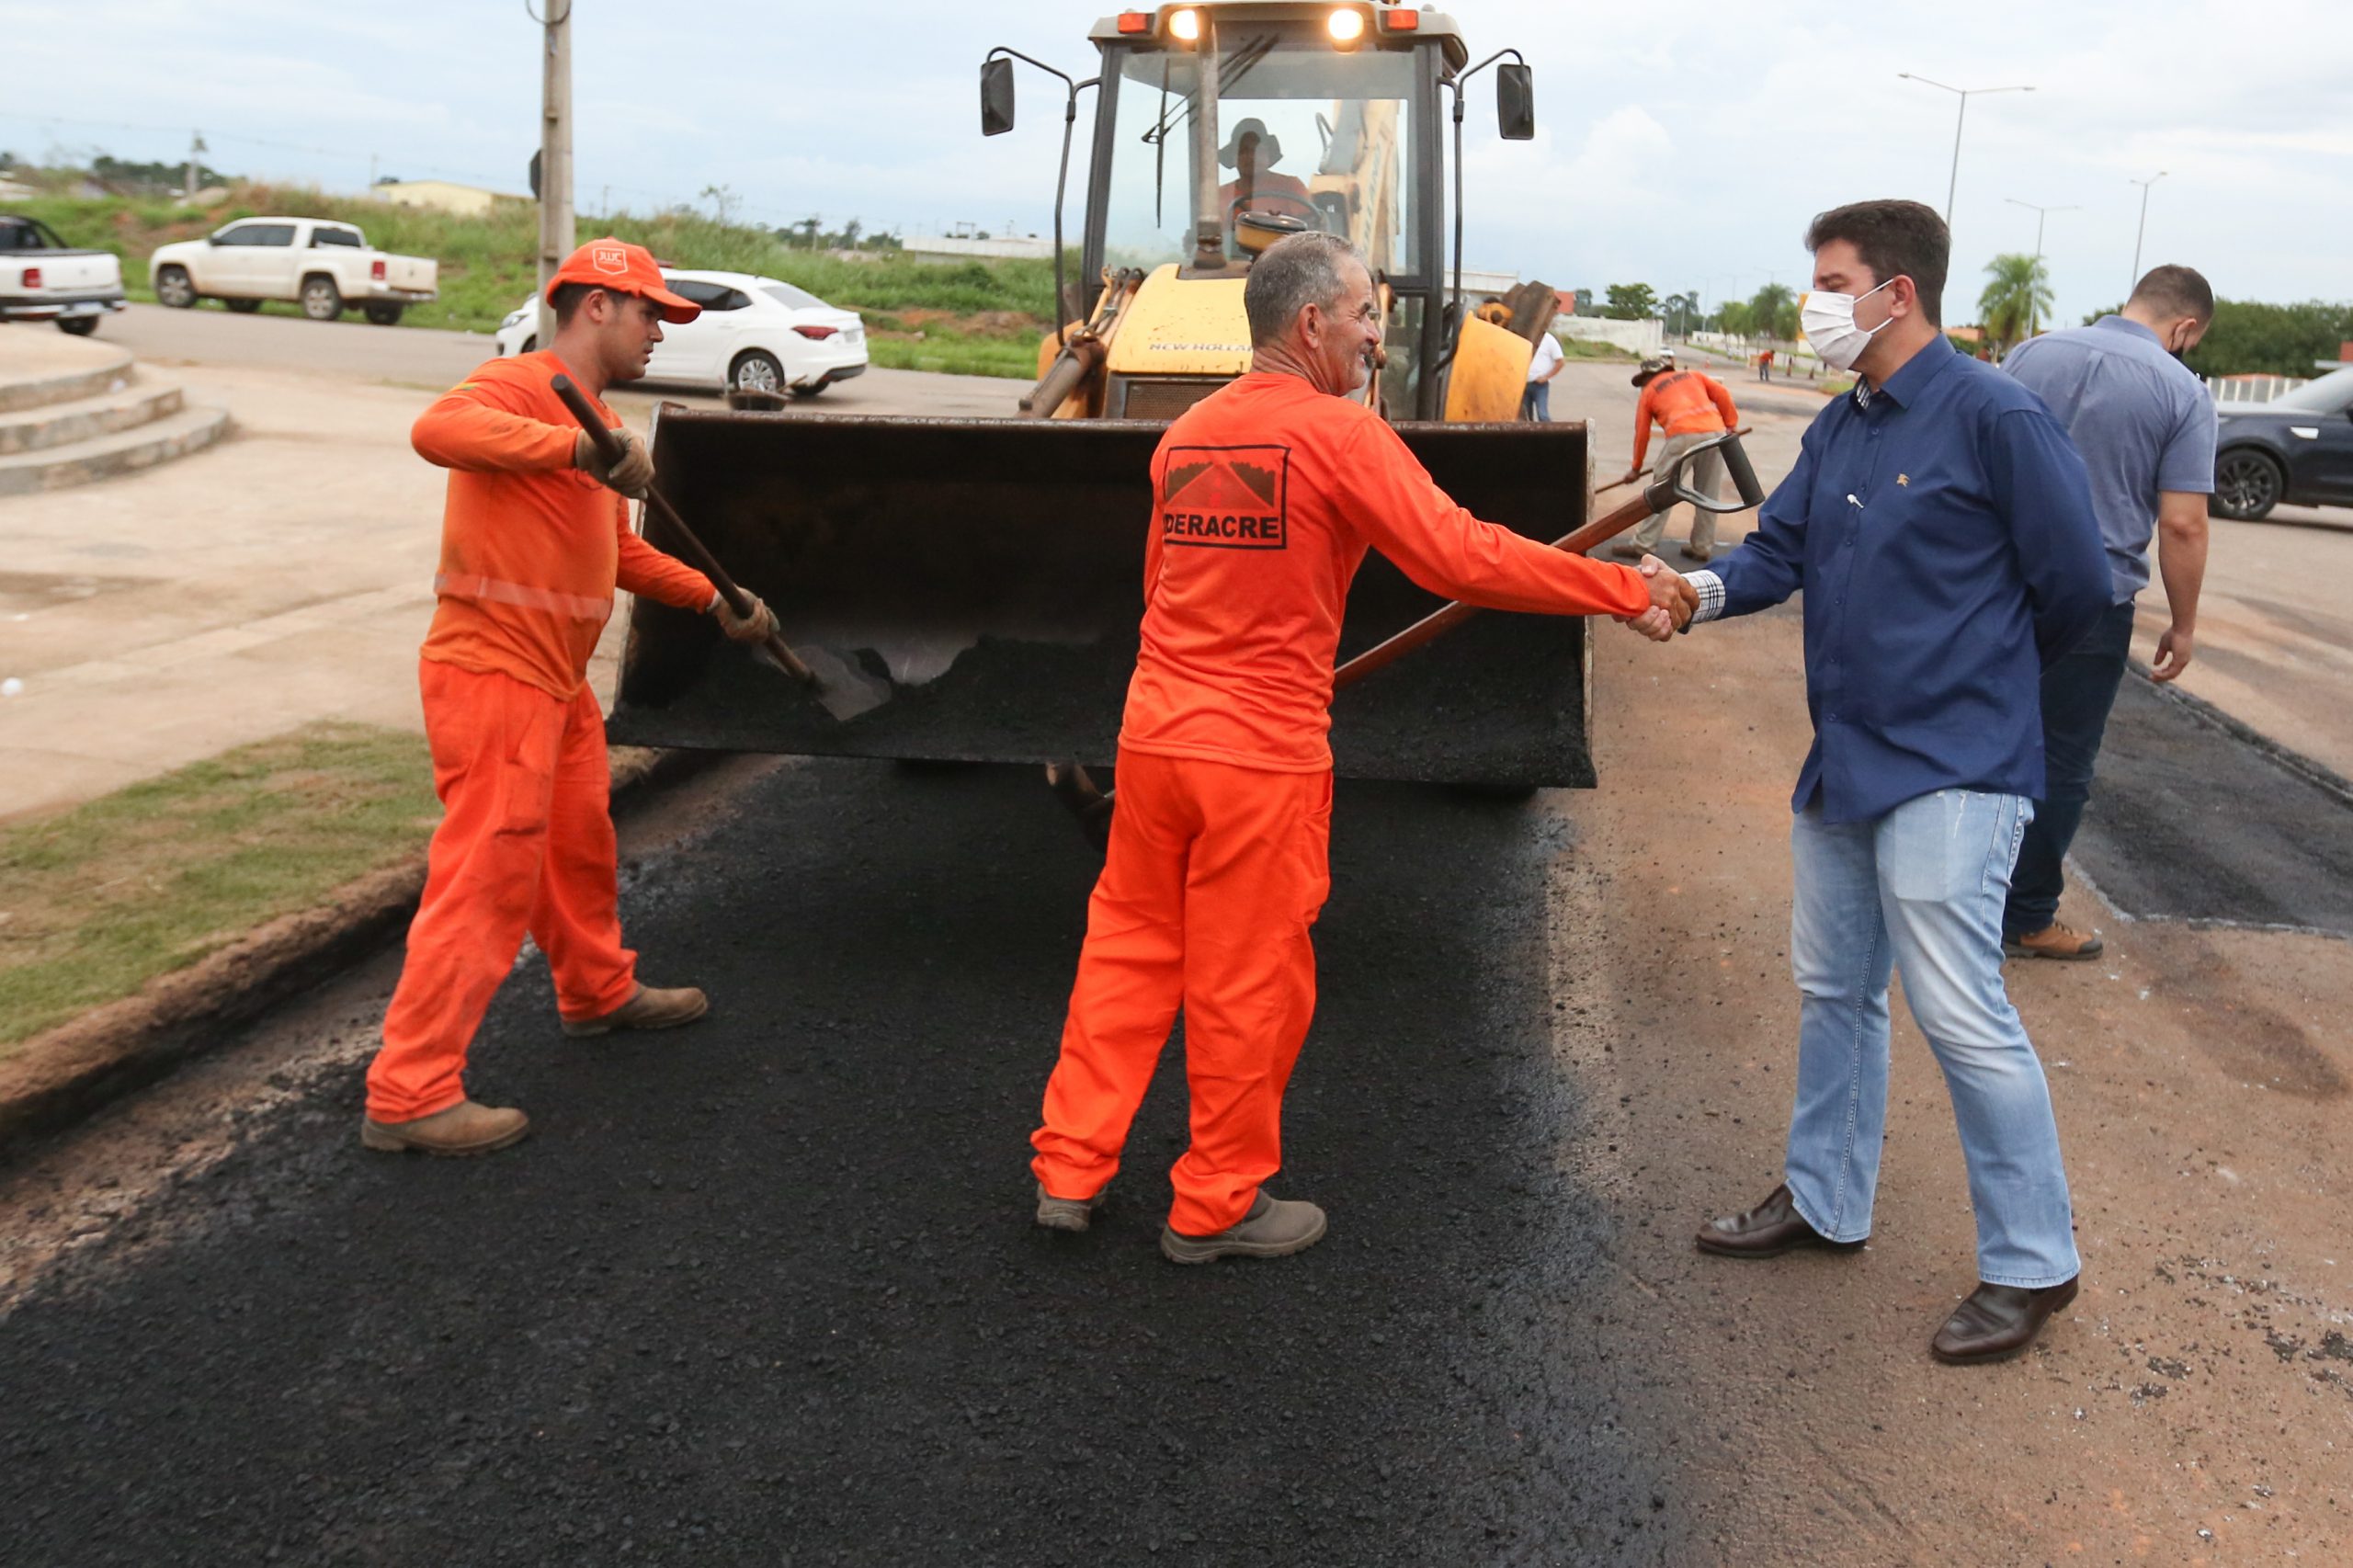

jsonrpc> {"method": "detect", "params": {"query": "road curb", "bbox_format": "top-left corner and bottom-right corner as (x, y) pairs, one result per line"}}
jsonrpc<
(0, 744), (708, 1164)
(2129, 660), (2353, 812)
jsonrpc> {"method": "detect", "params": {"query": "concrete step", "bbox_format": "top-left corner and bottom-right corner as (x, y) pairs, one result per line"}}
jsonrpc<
(0, 403), (233, 497)
(0, 333), (136, 414)
(0, 378), (186, 456)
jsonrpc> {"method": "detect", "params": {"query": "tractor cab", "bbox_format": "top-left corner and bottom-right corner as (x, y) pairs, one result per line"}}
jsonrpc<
(986, 4), (1534, 422)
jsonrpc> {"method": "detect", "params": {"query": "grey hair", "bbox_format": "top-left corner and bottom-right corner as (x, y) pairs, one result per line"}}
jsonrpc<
(1244, 232), (1365, 347)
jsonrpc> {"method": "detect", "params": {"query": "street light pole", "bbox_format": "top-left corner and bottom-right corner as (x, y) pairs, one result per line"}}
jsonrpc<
(2129, 171), (2167, 296)
(1899, 74), (2035, 223)
(2003, 198), (2080, 335)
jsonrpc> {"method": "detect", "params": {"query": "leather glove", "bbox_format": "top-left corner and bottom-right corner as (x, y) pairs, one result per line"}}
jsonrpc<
(574, 426), (654, 498)
(711, 589), (778, 644)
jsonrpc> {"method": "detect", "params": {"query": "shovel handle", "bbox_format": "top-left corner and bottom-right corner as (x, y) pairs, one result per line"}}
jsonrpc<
(549, 375), (813, 683)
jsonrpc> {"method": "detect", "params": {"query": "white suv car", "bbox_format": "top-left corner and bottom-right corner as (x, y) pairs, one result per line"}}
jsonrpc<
(495, 267), (868, 396)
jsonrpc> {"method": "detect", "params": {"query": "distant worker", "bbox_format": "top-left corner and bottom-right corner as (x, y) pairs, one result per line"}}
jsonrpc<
(361, 238), (779, 1157)
(1218, 118), (1316, 233)
(1757, 347), (1773, 381)
(1029, 233), (1694, 1263)
(1522, 326), (1564, 421)
(1994, 264), (2217, 962)
(1614, 356), (1740, 563)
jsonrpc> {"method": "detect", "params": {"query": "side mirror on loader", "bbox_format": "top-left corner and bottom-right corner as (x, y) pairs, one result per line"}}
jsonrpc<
(1495, 62), (1536, 140)
(980, 56), (1017, 136)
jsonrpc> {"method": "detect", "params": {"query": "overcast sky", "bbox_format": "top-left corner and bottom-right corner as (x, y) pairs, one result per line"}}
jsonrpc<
(6, 0), (2347, 327)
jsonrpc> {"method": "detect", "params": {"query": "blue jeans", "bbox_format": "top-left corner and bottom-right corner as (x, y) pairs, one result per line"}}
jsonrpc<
(1520, 381), (1551, 421)
(2005, 601), (2136, 938)
(1785, 790), (2079, 1288)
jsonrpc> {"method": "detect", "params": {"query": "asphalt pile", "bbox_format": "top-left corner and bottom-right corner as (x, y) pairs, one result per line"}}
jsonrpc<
(0, 761), (1685, 1566)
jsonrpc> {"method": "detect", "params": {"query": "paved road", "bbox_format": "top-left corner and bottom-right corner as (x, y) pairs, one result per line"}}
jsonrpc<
(0, 760), (1676, 1565)
(104, 302), (1024, 417)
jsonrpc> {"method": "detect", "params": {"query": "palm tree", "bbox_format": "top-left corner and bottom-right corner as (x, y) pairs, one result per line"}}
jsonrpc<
(1978, 253), (2053, 355)
(1748, 281), (1796, 343)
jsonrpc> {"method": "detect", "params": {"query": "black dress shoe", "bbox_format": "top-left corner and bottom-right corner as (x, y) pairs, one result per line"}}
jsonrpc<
(1930, 1276), (2080, 1364)
(1694, 1183), (1866, 1259)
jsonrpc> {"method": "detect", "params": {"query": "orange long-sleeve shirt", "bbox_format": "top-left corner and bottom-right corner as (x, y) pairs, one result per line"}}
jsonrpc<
(1631, 369), (1739, 470)
(1120, 370), (1653, 773)
(413, 351), (716, 699)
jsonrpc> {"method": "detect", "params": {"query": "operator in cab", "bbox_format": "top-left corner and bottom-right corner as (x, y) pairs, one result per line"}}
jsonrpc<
(1217, 118), (1318, 236)
(1026, 232), (1698, 1264)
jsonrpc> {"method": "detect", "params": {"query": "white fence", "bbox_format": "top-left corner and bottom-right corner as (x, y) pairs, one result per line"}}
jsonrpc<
(1554, 315), (1663, 357)
(2203, 374), (2311, 404)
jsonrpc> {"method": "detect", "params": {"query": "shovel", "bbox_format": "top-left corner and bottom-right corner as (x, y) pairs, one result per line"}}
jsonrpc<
(1334, 426), (1766, 690)
(551, 381), (889, 724)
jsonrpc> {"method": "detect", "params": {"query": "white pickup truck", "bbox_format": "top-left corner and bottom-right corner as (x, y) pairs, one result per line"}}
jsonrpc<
(148, 217), (438, 325)
(0, 214), (127, 335)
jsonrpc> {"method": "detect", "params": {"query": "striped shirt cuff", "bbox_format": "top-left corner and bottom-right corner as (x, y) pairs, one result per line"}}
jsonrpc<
(1687, 569), (1726, 625)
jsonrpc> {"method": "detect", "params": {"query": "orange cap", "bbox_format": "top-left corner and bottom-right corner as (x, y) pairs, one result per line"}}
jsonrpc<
(543, 237), (700, 324)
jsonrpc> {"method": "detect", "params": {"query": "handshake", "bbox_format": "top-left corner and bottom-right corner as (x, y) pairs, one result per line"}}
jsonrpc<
(1618, 554), (1699, 642)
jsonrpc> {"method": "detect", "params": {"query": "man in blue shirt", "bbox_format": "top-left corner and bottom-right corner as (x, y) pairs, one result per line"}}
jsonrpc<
(1676, 199), (2110, 1364)
(1996, 267), (2216, 960)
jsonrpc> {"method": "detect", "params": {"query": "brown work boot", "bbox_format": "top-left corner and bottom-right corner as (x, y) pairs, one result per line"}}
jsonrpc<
(2003, 924), (2105, 961)
(1608, 540), (1650, 562)
(1680, 543), (1713, 563)
(561, 983), (710, 1038)
(1034, 1181), (1110, 1233)
(360, 1098), (530, 1156)
(1160, 1190), (1327, 1265)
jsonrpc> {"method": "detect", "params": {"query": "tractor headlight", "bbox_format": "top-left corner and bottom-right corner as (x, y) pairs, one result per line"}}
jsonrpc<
(1327, 8), (1365, 45)
(1168, 7), (1200, 42)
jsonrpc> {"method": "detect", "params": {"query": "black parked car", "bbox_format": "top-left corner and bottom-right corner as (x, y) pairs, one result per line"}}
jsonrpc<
(2211, 365), (2353, 520)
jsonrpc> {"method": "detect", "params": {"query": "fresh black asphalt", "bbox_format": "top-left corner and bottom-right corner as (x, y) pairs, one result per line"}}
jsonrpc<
(0, 762), (1679, 1567)
(2072, 674), (2353, 937)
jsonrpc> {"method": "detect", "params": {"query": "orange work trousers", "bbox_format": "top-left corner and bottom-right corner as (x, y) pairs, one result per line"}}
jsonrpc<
(364, 660), (638, 1123)
(1030, 749), (1333, 1236)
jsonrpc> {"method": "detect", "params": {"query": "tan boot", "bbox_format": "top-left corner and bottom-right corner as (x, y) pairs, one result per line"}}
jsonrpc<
(561, 983), (710, 1038)
(360, 1098), (530, 1156)
(2003, 924), (2105, 961)
(1160, 1191), (1327, 1264)
(1035, 1181), (1110, 1233)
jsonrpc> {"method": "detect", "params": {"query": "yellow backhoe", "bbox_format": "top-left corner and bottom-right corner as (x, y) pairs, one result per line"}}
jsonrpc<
(602, 5), (1754, 793)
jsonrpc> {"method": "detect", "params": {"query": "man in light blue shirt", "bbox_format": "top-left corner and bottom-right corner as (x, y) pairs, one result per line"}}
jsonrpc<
(1996, 265), (2216, 960)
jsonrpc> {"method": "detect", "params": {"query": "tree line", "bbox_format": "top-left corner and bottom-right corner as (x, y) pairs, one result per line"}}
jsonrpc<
(1584, 258), (2347, 378)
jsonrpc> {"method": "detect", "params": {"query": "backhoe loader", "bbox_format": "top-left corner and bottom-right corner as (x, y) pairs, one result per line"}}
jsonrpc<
(604, 5), (1752, 791)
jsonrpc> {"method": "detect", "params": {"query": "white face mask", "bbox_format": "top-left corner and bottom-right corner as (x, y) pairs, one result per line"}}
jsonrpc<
(1801, 278), (1896, 372)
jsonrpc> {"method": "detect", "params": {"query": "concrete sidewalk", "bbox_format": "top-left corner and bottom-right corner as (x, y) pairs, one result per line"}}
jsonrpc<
(0, 355), (1020, 824)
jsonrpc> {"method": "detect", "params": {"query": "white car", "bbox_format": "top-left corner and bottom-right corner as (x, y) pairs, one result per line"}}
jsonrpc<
(494, 267), (868, 396)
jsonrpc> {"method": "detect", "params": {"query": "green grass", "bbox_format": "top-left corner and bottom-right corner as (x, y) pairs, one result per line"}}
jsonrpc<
(14, 184), (1063, 337)
(0, 722), (438, 1051)
(868, 330), (1044, 380)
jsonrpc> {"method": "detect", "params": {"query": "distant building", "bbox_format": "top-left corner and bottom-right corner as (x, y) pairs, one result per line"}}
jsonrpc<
(371, 179), (529, 218)
(904, 234), (1055, 262)
(1553, 289), (1575, 316)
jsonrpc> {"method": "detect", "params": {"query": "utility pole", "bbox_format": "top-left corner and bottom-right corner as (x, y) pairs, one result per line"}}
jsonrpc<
(184, 131), (206, 200)
(532, 1), (574, 352)
(2129, 171), (2166, 297)
(1899, 74), (2034, 223)
(369, 152), (379, 193)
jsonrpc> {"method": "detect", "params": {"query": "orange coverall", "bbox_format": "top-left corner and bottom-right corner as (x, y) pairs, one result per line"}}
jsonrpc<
(1030, 370), (1653, 1235)
(364, 351), (715, 1124)
(1631, 369), (1739, 471)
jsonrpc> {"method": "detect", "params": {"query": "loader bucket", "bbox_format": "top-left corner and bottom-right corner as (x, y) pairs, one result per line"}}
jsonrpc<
(608, 409), (1597, 787)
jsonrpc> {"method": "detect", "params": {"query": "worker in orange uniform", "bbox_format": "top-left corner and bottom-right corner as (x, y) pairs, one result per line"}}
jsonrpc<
(1613, 356), (1741, 564)
(361, 237), (779, 1156)
(1029, 232), (1696, 1262)
(1218, 119), (1317, 235)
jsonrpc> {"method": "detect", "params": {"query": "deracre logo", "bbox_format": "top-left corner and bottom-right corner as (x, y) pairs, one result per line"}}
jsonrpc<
(1160, 445), (1290, 550)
